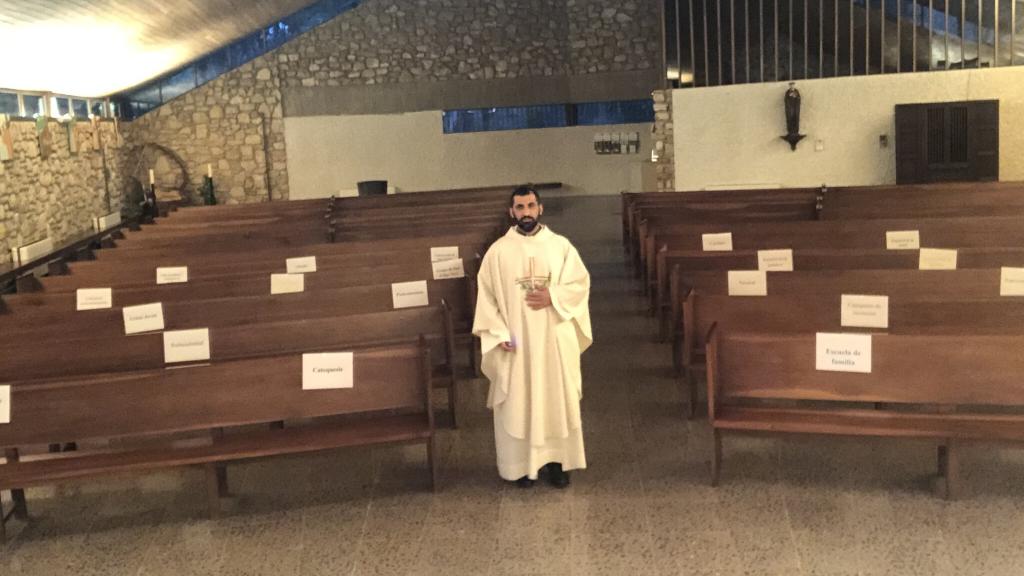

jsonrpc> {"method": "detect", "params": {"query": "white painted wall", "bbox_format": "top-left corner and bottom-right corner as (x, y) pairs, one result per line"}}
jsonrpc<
(284, 110), (652, 200)
(672, 67), (1024, 190)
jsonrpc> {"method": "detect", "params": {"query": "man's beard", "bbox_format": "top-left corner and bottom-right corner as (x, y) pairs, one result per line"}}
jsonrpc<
(515, 216), (539, 233)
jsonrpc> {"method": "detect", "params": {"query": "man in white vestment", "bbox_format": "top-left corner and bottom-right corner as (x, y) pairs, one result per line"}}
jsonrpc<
(473, 185), (592, 488)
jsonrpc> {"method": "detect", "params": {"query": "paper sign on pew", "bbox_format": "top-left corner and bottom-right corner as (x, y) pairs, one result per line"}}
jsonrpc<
(918, 248), (958, 270)
(156, 267), (189, 285)
(0, 385), (9, 425)
(702, 233), (733, 252)
(431, 246), (460, 263)
(76, 288), (113, 311)
(392, 280), (429, 309)
(885, 230), (920, 250)
(164, 328), (211, 364)
(286, 256), (317, 274)
(302, 352), (354, 390)
(841, 295), (889, 329)
(271, 273), (305, 294)
(815, 332), (872, 373)
(432, 258), (465, 280)
(123, 302), (165, 335)
(1001, 267), (1024, 296)
(757, 249), (794, 272)
(727, 270), (767, 296)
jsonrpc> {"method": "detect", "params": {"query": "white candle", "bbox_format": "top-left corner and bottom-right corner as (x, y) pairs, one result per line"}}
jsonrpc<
(149, 169), (155, 185)
(207, 163), (213, 178)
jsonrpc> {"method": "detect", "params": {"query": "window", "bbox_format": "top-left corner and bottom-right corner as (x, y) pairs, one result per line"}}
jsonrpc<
(52, 96), (71, 117)
(577, 100), (655, 126)
(72, 99), (89, 118)
(0, 91), (18, 115)
(90, 100), (106, 117)
(23, 95), (44, 117)
(443, 99), (655, 134)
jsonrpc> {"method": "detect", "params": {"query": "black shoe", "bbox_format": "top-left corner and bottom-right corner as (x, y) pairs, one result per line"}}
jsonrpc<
(544, 463), (571, 489)
(515, 476), (535, 488)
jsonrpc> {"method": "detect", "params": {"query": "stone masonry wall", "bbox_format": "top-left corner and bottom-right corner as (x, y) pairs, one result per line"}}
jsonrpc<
(0, 119), (129, 267)
(652, 89), (674, 191)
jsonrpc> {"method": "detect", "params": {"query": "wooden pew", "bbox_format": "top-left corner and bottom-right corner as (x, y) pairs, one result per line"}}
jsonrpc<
(820, 182), (1024, 220)
(705, 327), (1024, 498)
(0, 340), (435, 539)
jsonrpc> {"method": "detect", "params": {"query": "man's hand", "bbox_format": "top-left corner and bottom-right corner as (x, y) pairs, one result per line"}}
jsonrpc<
(525, 287), (552, 310)
(499, 342), (515, 352)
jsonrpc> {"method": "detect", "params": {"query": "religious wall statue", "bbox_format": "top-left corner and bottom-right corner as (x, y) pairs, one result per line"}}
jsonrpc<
(780, 82), (806, 151)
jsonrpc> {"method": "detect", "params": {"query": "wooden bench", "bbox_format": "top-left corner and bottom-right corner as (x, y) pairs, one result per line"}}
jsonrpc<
(705, 327), (1024, 499)
(0, 340), (436, 540)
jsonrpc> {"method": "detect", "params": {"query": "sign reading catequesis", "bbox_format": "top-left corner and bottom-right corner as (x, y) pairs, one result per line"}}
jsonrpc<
(271, 273), (305, 294)
(918, 248), (958, 270)
(885, 230), (920, 250)
(727, 270), (767, 296)
(122, 302), (165, 335)
(430, 246), (460, 262)
(286, 256), (317, 274)
(76, 288), (113, 311)
(840, 295), (889, 329)
(1001, 267), (1024, 296)
(302, 352), (354, 390)
(163, 328), (211, 364)
(702, 232), (733, 252)
(432, 258), (465, 280)
(815, 332), (872, 373)
(156, 267), (189, 285)
(392, 280), (429, 309)
(757, 249), (794, 272)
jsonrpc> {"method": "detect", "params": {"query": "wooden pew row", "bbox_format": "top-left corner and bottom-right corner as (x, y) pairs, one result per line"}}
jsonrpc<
(821, 182), (1024, 220)
(0, 341), (436, 540)
(680, 295), (1024, 418)
(705, 328), (1024, 499)
(659, 246), (1024, 338)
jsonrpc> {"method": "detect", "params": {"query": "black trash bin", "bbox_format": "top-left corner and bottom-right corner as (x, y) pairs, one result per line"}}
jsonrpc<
(357, 180), (388, 196)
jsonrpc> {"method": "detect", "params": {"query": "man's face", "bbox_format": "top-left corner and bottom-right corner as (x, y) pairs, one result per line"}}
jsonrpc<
(510, 192), (543, 232)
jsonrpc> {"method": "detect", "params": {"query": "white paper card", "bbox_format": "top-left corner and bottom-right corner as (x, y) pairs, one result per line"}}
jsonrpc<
(0, 385), (9, 425)
(886, 230), (920, 250)
(286, 256), (317, 274)
(302, 352), (354, 390)
(77, 288), (112, 310)
(918, 248), (958, 270)
(163, 328), (211, 364)
(1000, 267), (1024, 296)
(156, 267), (189, 284)
(816, 332), (872, 373)
(727, 270), (767, 296)
(841, 295), (889, 329)
(757, 249), (794, 272)
(122, 302), (165, 335)
(430, 246), (460, 262)
(271, 273), (305, 294)
(702, 232), (733, 252)
(432, 258), (465, 280)
(392, 280), (429, 309)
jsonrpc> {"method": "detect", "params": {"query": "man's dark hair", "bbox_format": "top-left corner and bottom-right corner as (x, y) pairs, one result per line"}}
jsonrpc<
(510, 185), (541, 206)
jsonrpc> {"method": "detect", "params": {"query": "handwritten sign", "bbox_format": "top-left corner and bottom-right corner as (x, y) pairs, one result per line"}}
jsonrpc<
(302, 352), (354, 390)
(815, 332), (872, 373)
(163, 328), (211, 364)
(886, 230), (920, 250)
(702, 232), (733, 252)
(77, 288), (112, 311)
(918, 248), (957, 270)
(271, 273), (305, 294)
(156, 267), (189, 285)
(727, 270), (767, 296)
(0, 385), (9, 424)
(1000, 267), (1024, 297)
(757, 249), (794, 272)
(432, 258), (465, 280)
(431, 246), (460, 262)
(286, 256), (317, 274)
(122, 302), (165, 335)
(392, 280), (429, 309)
(841, 295), (889, 329)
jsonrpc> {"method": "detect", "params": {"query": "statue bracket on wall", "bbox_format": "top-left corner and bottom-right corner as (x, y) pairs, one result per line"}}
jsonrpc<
(780, 82), (806, 151)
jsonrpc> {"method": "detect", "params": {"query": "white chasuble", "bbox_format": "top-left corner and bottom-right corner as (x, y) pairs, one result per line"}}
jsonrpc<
(473, 226), (593, 480)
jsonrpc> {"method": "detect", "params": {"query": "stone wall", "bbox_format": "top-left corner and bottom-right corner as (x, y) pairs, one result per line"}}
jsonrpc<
(0, 119), (129, 267)
(127, 56), (289, 204)
(652, 89), (674, 191)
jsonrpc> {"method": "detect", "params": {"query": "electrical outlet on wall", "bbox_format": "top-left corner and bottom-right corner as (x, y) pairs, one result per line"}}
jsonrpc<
(814, 139), (824, 152)
(879, 134), (889, 148)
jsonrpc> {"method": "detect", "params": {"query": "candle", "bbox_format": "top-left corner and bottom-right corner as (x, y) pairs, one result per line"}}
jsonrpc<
(207, 163), (213, 178)
(148, 169), (155, 185)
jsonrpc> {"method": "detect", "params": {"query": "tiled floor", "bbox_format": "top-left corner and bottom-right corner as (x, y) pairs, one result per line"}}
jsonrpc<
(3, 195), (1024, 575)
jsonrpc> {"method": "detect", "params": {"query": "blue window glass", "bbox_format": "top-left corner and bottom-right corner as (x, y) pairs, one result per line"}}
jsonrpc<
(196, 52), (229, 86)
(162, 67), (196, 102)
(0, 92), (18, 115)
(23, 95), (44, 117)
(54, 97), (71, 116)
(72, 98), (89, 118)
(443, 104), (567, 134)
(576, 99), (655, 126)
